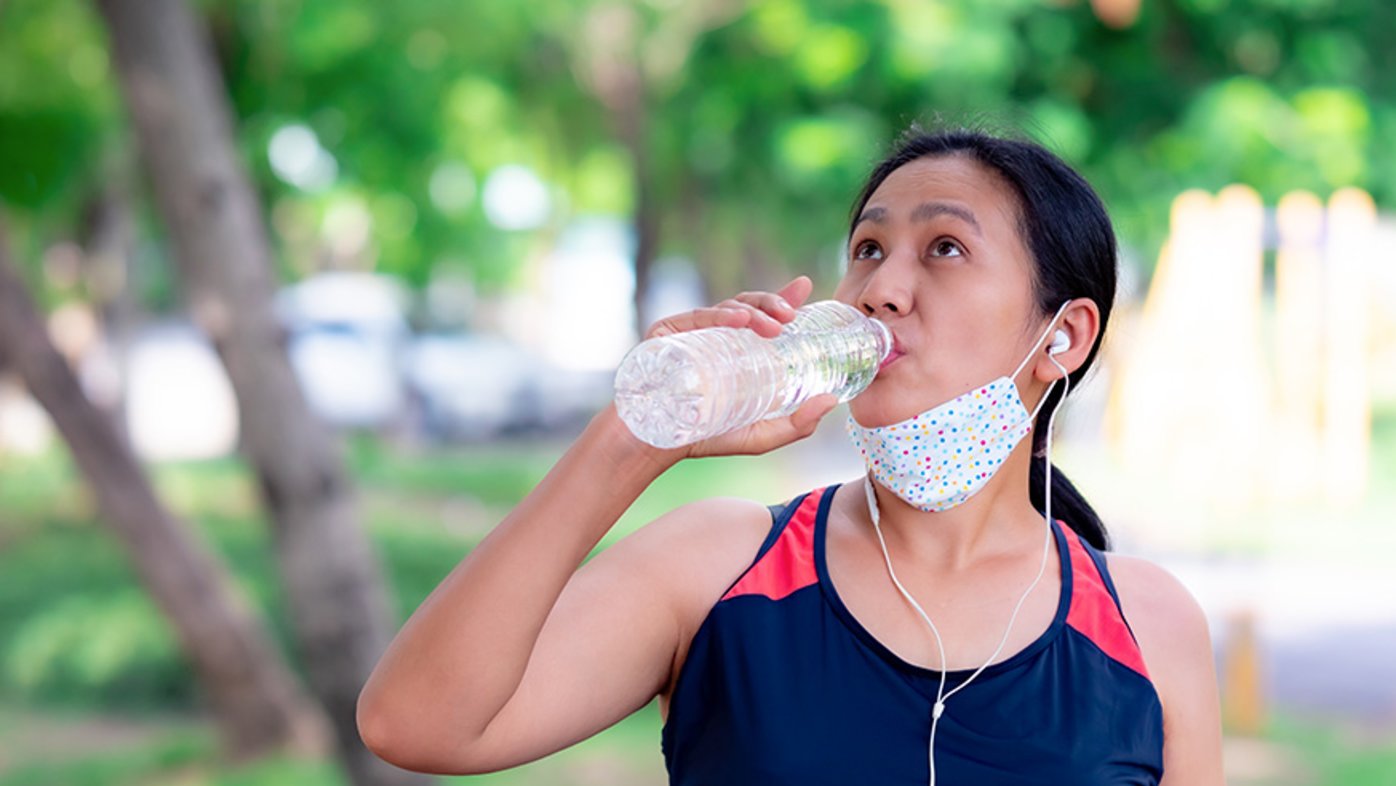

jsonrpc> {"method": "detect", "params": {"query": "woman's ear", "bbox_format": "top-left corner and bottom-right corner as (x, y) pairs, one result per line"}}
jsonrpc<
(1035, 298), (1100, 381)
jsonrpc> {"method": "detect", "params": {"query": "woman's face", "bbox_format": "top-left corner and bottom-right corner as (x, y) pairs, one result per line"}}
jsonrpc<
(833, 154), (1047, 427)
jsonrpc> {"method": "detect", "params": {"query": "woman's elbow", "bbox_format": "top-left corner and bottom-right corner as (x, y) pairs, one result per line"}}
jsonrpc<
(356, 690), (489, 775)
(356, 692), (419, 770)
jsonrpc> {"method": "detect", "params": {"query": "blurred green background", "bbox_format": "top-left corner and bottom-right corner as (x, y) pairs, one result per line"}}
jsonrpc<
(2, 0), (1395, 784)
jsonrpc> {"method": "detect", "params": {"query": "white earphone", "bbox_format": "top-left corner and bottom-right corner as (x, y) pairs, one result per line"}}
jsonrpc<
(1048, 329), (1071, 355)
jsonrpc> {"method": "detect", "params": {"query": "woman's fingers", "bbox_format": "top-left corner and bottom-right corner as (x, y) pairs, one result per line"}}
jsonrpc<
(722, 277), (816, 336)
(776, 276), (814, 311)
(732, 291), (796, 320)
(644, 305), (748, 340)
(635, 278), (836, 460)
(789, 392), (840, 435)
(686, 392), (839, 459)
(714, 298), (785, 337)
(646, 277), (817, 342)
(732, 394), (835, 454)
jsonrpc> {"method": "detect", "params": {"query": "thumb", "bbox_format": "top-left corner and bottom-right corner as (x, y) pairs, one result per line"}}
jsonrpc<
(788, 393), (840, 437)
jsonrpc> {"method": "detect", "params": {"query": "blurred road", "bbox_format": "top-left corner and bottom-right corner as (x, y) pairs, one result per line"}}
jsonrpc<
(1169, 557), (1396, 727)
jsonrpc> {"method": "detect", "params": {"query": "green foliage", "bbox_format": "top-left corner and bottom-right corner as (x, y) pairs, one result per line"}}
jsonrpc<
(5, 591), (185, 705)
(4, 0), (1393, 307)
(0, 515), (194, 709)
(0, 0), (116, 211)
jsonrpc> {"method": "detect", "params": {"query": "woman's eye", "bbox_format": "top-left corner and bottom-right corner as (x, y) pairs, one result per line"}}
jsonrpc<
(930, 239), (963, 258)
(853, 241), (883, 261)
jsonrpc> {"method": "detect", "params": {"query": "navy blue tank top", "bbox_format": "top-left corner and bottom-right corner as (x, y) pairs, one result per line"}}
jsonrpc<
(661, 484), (1164, 784)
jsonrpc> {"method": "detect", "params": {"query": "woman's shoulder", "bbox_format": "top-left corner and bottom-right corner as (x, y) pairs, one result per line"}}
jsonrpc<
(1104, 552), (1215, 700)
(1104, 554), (1226, 779)
(622, 496), (780, 713)
(635, 496), (776, 554)
(1103, 553), (1209, 644)
(620, 496), (779, 616)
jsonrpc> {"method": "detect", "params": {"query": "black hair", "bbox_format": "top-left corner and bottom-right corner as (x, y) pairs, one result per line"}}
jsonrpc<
(849, 124), (1116, 550)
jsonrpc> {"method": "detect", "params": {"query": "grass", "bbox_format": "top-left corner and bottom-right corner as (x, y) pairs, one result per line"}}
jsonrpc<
(1251, 717), (1396, 786)
(4, 703), (1396, 785)
(0, 701), (668, 786)
(0, 721), (211, 786)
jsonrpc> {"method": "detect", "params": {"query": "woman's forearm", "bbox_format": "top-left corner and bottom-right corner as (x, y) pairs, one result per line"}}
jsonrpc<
(357, 404), (675, 743)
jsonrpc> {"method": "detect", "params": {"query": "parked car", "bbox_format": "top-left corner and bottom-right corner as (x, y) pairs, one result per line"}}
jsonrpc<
(276, 272), (411, 430)
(403, 331), (613, 442)
(403, 331), (538, 440)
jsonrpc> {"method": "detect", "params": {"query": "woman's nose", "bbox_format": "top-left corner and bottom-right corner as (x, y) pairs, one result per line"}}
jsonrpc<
(857, 260), (913, 317)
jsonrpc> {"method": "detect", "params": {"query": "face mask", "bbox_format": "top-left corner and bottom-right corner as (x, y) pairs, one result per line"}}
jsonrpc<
(845, 302), (1070, 512)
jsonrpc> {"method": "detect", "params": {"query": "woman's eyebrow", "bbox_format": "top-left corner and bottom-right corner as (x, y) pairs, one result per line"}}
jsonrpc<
(853, 206), (887, 230)
(852, 202), (983, 236)
(910, 201), (982, 236)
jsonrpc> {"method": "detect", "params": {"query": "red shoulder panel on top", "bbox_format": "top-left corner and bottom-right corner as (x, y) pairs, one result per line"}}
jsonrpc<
(1064, 528), (1151, 680)
(720, 489), (823, 602)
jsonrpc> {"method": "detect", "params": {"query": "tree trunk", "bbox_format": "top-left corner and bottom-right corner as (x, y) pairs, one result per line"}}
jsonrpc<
(91, 2), (430, 784)
(576, 1), (746, 332)
(0, 216), (328, 761)
(628, 104), (660, 332)
(577, 5), (660, 335)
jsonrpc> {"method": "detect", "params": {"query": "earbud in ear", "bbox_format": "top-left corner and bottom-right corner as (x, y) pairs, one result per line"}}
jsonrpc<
(1048, 329), (1070, 355)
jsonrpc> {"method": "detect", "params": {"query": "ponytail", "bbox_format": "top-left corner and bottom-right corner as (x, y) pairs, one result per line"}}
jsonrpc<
(1028, 413), (1109, 550)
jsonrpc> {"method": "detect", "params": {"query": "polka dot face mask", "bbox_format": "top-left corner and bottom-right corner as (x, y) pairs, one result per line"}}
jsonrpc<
(845, 303), (1069, 513)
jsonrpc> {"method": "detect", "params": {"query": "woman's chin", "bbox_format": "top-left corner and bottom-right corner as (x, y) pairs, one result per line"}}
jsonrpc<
(847, 398), (914, 429)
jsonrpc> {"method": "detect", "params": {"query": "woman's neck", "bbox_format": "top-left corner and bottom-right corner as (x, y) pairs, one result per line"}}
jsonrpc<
(856, 443), (1045, 571)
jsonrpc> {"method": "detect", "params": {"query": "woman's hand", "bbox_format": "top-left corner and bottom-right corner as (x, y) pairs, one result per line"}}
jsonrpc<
(636, 275), (841, 461)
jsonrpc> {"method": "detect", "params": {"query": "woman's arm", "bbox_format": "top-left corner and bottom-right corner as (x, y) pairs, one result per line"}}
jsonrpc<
(356, 405), (674, 773)
(356, 279), (835, 774)
(1108, 554), (1226, 785)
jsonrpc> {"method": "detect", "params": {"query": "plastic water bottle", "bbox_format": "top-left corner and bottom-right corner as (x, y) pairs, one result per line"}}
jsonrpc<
(613, 300), (892, 448)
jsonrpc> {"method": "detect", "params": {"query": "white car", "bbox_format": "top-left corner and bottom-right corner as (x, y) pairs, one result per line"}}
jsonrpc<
(276, 272), (411, 430)
(402, 331), (541, 441)
(403, 332), (613, 442)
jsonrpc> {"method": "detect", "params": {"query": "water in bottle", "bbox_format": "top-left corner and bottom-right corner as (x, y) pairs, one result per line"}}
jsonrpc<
(613, 300), (892, 448)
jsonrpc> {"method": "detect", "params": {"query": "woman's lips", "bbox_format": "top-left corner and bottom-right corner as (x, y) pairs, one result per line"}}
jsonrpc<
(878, 347), (905, 372)
(875, 329), (906, 373)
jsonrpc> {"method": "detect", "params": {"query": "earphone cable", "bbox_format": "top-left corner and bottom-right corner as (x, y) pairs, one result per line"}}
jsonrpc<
(864, 346), (1072, 786)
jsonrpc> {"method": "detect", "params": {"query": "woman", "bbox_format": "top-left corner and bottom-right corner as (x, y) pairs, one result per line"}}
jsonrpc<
(357, 128), (1225, 784)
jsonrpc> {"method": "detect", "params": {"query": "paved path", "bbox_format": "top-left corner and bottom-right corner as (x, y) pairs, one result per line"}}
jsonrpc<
(1166, 556), (1396, 727)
